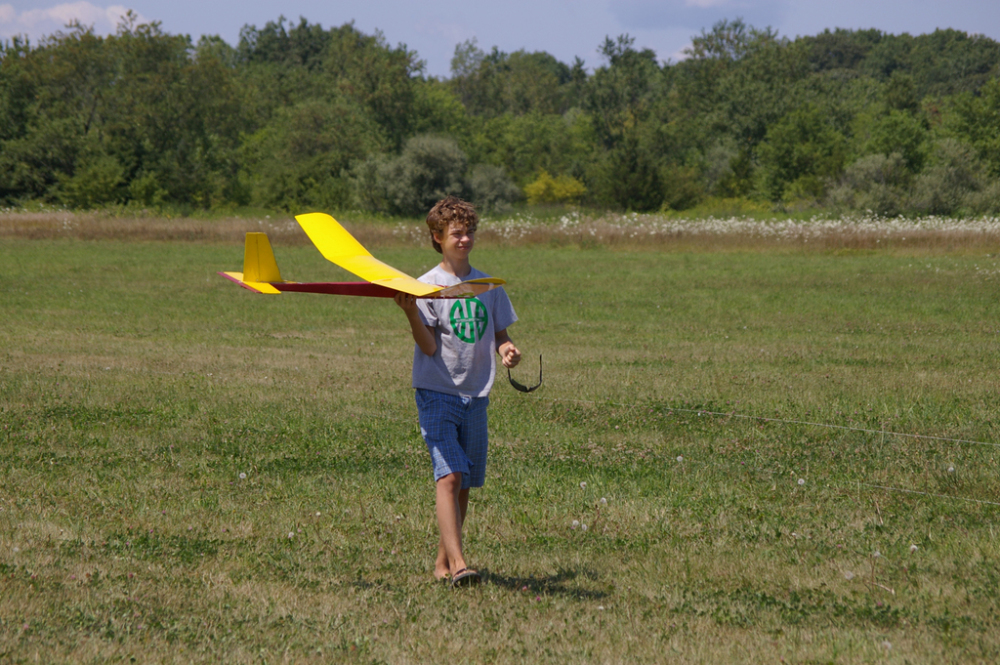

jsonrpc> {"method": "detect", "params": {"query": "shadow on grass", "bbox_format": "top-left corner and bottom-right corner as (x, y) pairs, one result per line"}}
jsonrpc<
(482, 568), (609, 600)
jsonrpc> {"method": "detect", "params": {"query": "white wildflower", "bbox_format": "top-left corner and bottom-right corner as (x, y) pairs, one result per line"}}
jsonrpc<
(676, 456), (683, 462)
(580, 481), (587, 489)
(600, 497), (607, 505)
(797, 478), (805, 486)
(581, 524), (588, 532)
(571, 520), (579, 530)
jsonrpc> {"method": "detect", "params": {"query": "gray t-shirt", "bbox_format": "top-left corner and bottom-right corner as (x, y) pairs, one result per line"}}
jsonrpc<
(412, 264), (518, 397)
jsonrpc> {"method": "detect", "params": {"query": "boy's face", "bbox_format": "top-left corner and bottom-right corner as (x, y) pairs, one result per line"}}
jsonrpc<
(434, 222), (475, 258)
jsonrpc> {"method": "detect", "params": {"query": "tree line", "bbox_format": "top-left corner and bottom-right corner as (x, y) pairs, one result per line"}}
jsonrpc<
(2, 12), (999, 217)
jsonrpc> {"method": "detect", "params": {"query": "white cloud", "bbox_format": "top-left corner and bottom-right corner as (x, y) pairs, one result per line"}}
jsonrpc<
(0, 3), (146, 41)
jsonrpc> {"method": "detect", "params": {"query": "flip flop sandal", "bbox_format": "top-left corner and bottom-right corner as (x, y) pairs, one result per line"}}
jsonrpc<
(451, 568), (481, 587)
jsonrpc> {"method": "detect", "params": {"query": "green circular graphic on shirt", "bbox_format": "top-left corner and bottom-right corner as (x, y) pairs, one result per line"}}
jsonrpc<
(450, 298), (489, 343)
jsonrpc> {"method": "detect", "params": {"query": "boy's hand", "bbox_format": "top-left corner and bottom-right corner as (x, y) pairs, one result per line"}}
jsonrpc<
(499, 341), (521, 368)
(394, 292), (419, 315)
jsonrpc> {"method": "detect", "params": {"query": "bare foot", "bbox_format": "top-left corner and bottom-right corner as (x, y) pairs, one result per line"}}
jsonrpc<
(434, 551), (451, 581)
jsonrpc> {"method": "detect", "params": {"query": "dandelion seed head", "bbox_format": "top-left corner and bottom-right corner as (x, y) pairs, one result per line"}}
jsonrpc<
(797, 478), (805, 485)
(882, 641), (892, 650)
(600, 497), (607, 505)
(239, 472), (247, 480)
(910, 544), (918, 553)
(676, 456), (683, 462)
(948, 466), (955, 473)
(288, 532), (295, 539)
(571, 520), (579, 529)
(844, 571), (855, 580)
(581, 524), (588, 532)
(580, 481), (587, 489)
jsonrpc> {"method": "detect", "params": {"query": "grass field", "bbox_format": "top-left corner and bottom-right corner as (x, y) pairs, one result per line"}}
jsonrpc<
(2, 213), (999, 663)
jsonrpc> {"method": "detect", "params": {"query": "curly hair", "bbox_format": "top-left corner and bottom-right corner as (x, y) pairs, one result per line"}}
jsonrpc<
(425, 196), (478, 254)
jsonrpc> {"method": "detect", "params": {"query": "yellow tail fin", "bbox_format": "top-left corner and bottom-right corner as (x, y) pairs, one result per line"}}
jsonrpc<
(243, 232), (282, 283)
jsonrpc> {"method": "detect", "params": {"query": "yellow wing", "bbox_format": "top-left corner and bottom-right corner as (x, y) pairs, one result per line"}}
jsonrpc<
(294, 212), (440, 297)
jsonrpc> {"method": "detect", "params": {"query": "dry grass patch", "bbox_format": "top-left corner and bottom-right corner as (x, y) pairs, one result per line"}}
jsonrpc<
(7, 210), (1000, 254)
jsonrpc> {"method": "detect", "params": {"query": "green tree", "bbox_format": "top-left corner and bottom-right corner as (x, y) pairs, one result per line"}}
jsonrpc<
(472, 110), (597, 186)
(602, 132), (663, 211)
(448, 41), (573, 118)
(827, 152), (909, 216)
(241, 96), (383, 210)
(801, 28), (883, 73)
(756, 104), (846, 201)
(853, 109), (929, 172)
(466, 164), (521, 211)
(947, 78), (1000, 176)
(352, 135), (469, 216)
(323, 25), (421, 149)
(685, 18), (779, 61)
(0, 24), (107, 202)
(586, 35), (662, 149)
(909, 138), (989, 215)
(104, 16), (244, 208)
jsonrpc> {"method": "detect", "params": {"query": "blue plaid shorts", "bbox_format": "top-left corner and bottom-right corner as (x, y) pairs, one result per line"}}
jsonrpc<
(415, 389), (490, 489)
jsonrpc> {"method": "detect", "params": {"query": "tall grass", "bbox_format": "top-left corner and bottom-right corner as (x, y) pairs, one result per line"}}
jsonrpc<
(6, 210), (1000, 254)
(1, 215), (998, 663)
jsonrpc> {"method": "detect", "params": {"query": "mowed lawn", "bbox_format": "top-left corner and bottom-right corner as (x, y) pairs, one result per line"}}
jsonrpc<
(1, 228), (999, 663)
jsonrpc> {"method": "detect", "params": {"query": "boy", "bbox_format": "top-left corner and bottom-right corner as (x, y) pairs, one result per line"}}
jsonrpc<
(394, 196), (521, 587)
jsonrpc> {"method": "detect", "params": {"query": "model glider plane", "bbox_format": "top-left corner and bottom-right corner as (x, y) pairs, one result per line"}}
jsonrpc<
(219, 213), (504, 299)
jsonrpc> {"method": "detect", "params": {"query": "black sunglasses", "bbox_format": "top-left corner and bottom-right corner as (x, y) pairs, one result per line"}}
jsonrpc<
(508, 354), (542, 393)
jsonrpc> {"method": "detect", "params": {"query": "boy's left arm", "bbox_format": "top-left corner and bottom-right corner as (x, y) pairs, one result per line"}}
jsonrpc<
(496, 328), (521, 368)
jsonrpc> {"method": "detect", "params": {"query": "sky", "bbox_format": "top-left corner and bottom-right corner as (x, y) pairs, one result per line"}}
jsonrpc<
(2, 1), (999, 77)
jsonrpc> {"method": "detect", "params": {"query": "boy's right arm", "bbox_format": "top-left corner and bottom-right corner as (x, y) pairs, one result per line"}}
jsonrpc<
(394, 293), (437, 356)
